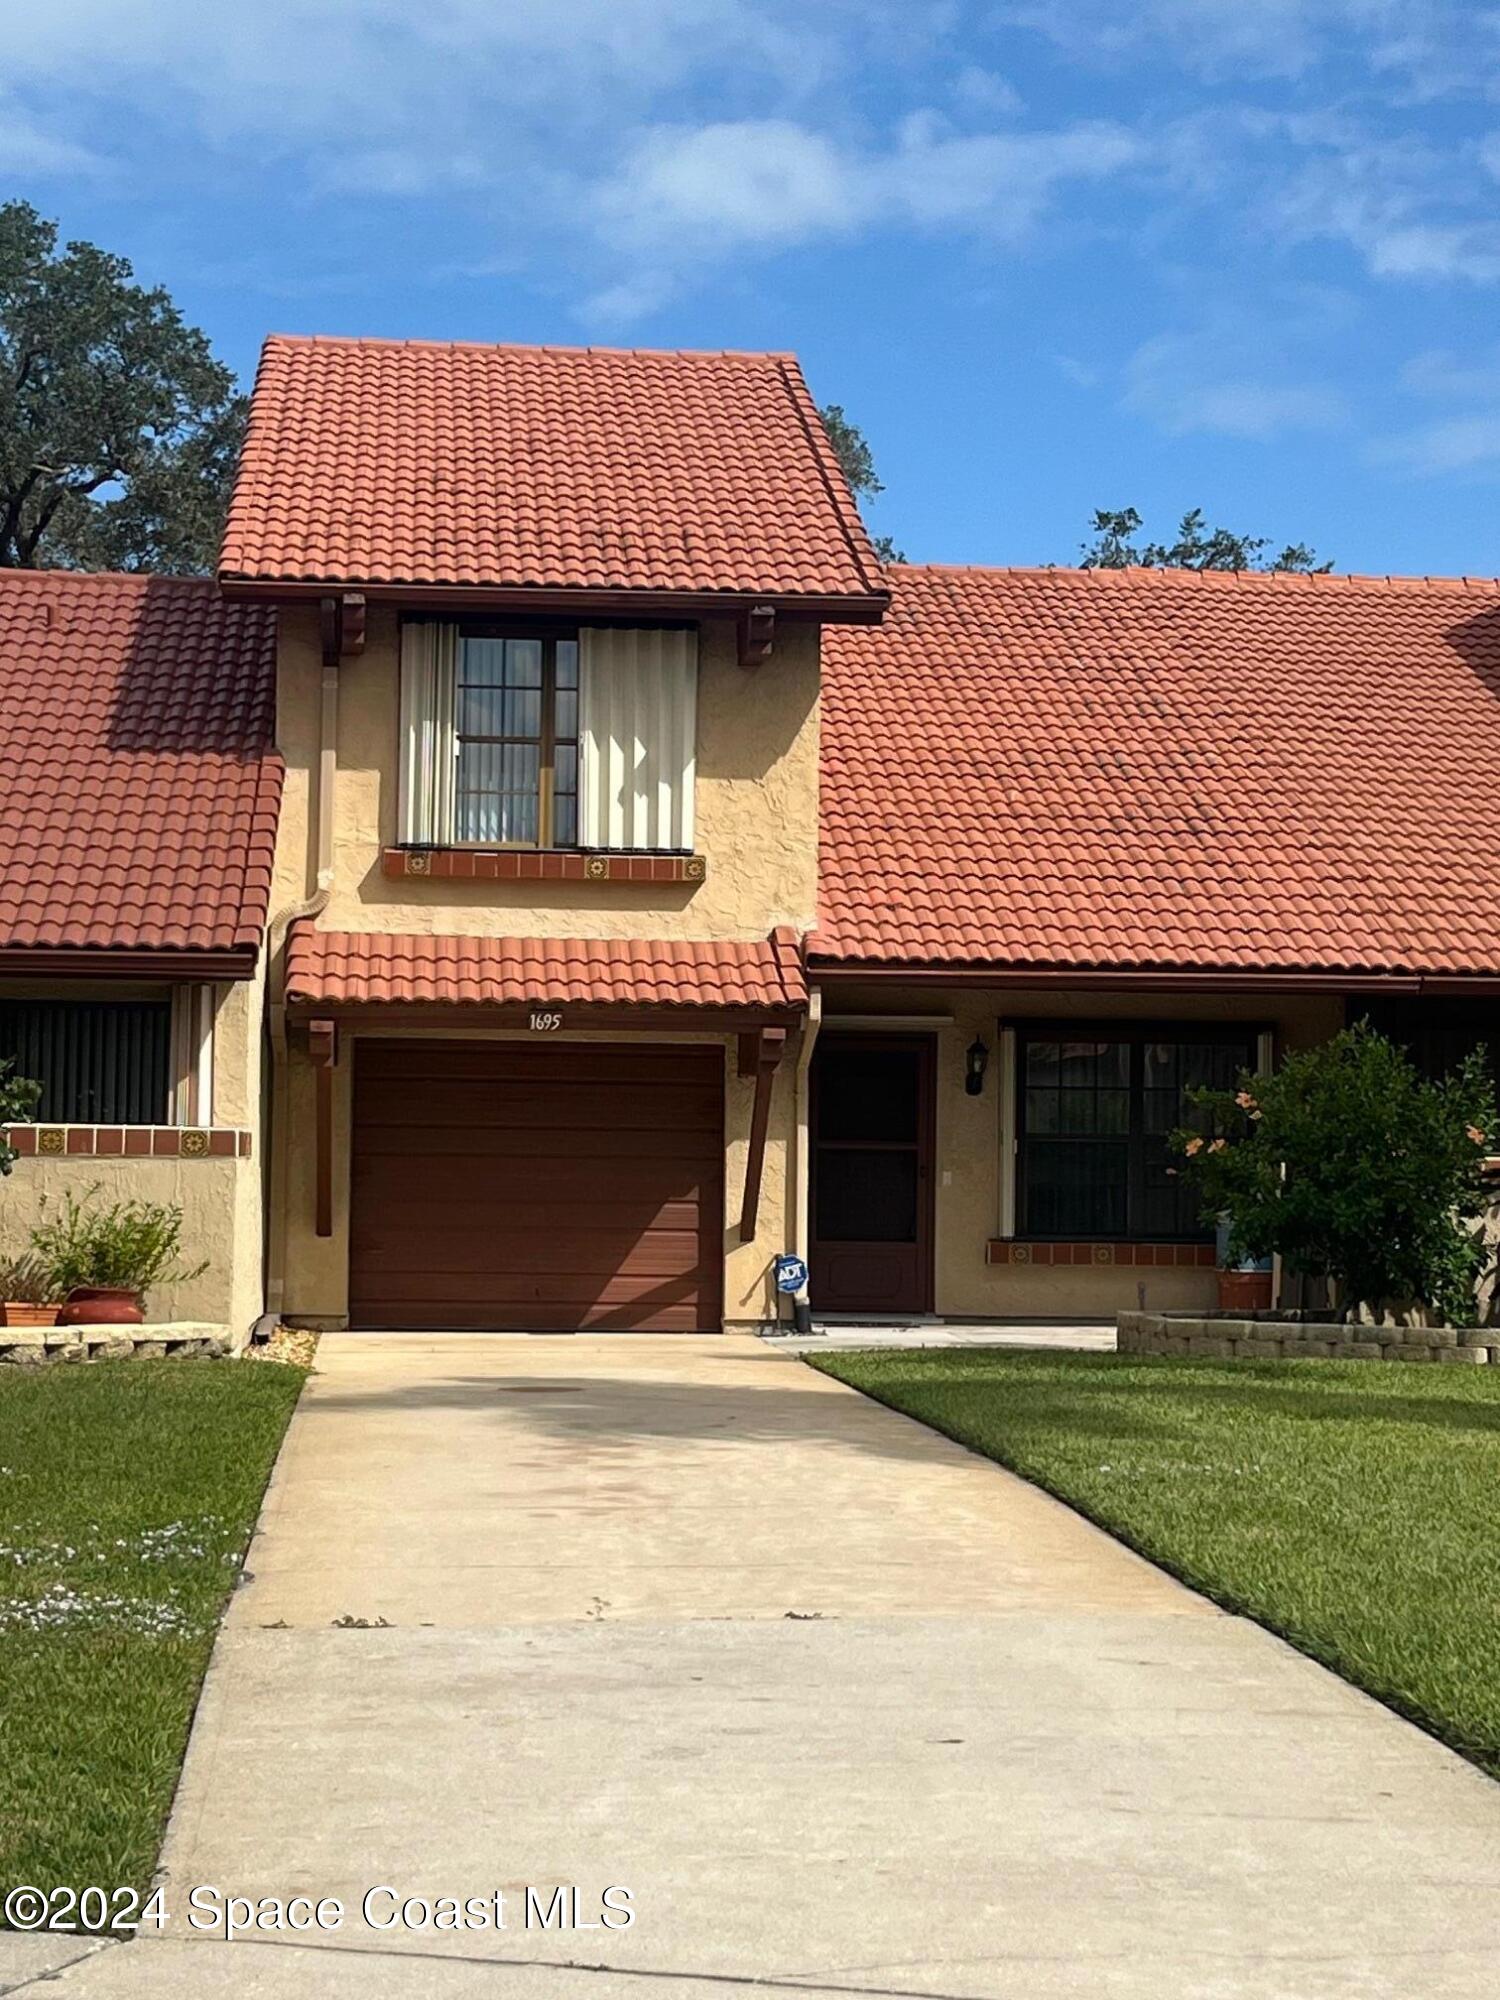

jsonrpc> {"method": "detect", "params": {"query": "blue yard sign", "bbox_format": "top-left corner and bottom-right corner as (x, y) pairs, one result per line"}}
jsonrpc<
(774, 1254), (808, 1295)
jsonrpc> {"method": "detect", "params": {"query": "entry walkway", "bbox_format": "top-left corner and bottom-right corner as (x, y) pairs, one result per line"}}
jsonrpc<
(14, 1334), (1500, 1997)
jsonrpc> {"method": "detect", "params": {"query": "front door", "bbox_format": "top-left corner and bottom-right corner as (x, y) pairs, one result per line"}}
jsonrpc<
(810, 1035), (935, 1315)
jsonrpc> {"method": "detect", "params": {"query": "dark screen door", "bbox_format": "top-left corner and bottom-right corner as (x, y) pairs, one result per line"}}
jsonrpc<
(810, 1036), (934, 1314)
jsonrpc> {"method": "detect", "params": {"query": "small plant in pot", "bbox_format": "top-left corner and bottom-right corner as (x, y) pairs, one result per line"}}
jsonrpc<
(30, 1190), (207, 1326)
(0, 1253), (65, 1327)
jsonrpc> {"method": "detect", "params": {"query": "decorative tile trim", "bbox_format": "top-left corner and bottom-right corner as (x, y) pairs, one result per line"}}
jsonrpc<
(5, 1126), (252, 1160)
(382, 847), (707, 885)
(987, 1240), (1216, 1269)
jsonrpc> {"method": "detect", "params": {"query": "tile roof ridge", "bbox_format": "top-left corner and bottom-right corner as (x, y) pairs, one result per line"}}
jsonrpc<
(0, 568), (216, 588)
(259, 331), (797, 365)
(889, 561), (1500, 591)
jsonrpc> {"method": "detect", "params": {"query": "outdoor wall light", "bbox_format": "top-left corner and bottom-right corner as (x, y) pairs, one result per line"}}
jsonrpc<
(965, 1036), (990, 1096)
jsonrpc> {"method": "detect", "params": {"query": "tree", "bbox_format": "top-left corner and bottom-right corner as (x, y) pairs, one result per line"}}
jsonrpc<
(1172, 1024), (1494, 1325)
(1080, 506), (1330, 574)
(819, 403), (904, 564)
(0, 1058), (41, 1177)
(0, 202), (246, 574)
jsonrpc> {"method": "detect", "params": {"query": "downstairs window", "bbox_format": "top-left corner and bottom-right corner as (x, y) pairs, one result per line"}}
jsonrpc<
(1016, 1025), (1258, 1240)
(0, 999), (173, 1126)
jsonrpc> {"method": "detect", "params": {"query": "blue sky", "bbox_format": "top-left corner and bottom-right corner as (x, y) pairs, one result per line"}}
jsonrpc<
(8, 0), (1500, 574)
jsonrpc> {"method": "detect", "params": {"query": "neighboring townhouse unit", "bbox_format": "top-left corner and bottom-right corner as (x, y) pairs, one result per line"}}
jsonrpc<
(0, 571), (281, 1331)
(812, 563), (1500, 1318)
(5, 337), (1500, 1338)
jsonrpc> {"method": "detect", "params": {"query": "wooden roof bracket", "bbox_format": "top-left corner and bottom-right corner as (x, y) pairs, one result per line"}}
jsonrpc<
(308, 1017), (339, 1240)
(739, 1025), (788, 1241)
(738, 603), (775, 670)
(320, 592), (367, 662)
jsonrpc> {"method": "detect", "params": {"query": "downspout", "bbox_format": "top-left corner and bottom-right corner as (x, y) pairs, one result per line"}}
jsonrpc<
(791, 986), (823, 1334)
(263, 610), (342, 1323)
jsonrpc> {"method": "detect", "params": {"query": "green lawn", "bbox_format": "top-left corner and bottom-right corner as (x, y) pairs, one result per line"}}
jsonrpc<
(0, 1359), (305, 1908)
(809, 1348), (1500, 1774)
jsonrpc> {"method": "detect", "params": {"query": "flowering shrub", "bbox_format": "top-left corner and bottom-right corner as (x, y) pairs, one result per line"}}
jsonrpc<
(1172, 1023), (1495, 1324)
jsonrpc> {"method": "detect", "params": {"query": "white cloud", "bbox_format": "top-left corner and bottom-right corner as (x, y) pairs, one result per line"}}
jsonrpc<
(1000, 0), (1500, 96)
(595, 113), (1141, 268)
(0, 0), (830, 186)
(1123, 328), (1349, 441)
(598, 122), (858, 252)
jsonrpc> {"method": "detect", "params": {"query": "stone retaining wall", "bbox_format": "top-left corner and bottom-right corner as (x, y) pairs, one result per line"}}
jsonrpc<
(0, 1323), (233, 1366)
(1118, 1310), (1500, 1364)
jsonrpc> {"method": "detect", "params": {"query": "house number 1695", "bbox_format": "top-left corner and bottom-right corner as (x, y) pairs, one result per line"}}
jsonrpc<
(528, 1010), (564, 1032)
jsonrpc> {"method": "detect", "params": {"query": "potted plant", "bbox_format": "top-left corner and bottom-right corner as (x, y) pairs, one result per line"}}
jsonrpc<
(0, 1253), (64, 1327)
(1212, 1212), (1273, 1313)
(30, 1191), (207, 1326)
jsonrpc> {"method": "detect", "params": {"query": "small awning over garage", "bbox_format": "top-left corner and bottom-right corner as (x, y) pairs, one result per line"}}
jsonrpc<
(285, 923), (807, 1026)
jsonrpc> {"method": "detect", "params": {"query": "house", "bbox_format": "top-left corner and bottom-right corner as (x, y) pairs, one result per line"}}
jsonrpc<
(4, 334), (1500, 1335)
(0, 571), (280, 1328)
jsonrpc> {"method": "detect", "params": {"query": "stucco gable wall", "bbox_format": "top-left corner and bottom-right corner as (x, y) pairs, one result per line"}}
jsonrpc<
(273, 605), (821, 943)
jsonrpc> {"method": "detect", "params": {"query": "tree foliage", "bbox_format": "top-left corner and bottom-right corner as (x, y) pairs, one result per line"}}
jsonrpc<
(819, 402), (904, 564)
(0, 201), (246, 574)
(1173, 1024), (1494, 1324)
(1081, 506), (1330, 574)
(0, 1057), (41, 1178)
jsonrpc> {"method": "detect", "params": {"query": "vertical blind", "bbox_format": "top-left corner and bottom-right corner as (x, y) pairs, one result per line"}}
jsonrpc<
(579, 626), (697, 852)
(0, 1000), (172, 1125)
(398, 622), (458, 845)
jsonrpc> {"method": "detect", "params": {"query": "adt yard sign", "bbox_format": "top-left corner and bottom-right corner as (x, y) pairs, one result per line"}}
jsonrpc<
(774, 1255), (808, 1295)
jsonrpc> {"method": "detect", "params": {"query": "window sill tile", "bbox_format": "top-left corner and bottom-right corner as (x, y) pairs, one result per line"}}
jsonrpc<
(383, 847), (707, 885)
(986, 1240), (1216, 1269)
(6, 1126), (253, 1160)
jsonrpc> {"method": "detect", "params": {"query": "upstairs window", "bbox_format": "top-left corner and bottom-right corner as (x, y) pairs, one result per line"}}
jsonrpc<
(1017, 1025), (1258, 1239)
(455, 636), (579, 848)
(400, 622), (695, 853)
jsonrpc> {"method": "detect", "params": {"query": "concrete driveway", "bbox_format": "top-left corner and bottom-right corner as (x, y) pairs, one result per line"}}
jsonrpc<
(14, 1333), (1500, 1998)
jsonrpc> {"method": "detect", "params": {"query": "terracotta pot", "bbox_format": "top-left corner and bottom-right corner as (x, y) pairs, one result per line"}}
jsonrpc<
(3, 1302), (61, 1328)
(58, 1286), (144, 1327)
(1217, 1269), (1273, 1313)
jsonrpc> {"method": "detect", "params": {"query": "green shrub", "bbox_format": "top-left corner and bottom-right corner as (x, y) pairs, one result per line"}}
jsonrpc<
(29, 1190), (207, 1311)
(1173, 1023), (1495, 1324)
(0, 1056), (42, 1176)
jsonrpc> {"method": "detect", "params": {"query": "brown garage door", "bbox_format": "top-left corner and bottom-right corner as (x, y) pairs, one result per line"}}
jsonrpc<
(349, 1040), (724, 1332)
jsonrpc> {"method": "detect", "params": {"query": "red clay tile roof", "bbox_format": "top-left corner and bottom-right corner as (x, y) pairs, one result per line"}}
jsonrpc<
(816, 564), (1500, 979)
(286, 924), (808, 1012)
(221, 335), (887, 608)
(0, 572), (281, 964)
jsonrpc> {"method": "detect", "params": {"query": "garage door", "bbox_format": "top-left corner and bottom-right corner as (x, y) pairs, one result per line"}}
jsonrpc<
(349, 1040), (725, 1332)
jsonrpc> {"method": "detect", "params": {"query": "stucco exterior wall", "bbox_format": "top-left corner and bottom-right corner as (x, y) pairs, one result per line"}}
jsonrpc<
(0, 1154), (261, 1330)
(273, 605), (821, 939)
(0, 968), (267, 1335)
(818, 983), (1346, 1319)
(280, 1023), (803, 1332)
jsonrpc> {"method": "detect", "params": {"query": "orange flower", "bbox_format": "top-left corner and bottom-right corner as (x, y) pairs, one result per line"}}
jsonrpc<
(1208, 1137), (1227, 1153)
(1184, 1136), (1204, 1156)
(1467, 1125), (1486, 1145)
(1235, 1090), (1258, 1110)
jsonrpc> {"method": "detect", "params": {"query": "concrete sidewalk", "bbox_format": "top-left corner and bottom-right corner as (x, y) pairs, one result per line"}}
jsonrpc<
(10, 1333), (1500, 1998)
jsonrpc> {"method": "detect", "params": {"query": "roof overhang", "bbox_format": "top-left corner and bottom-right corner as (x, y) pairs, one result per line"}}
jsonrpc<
(0, 945), (261, 982)
(217, 577), (889, 626)
(808, 961), (1500, 996)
